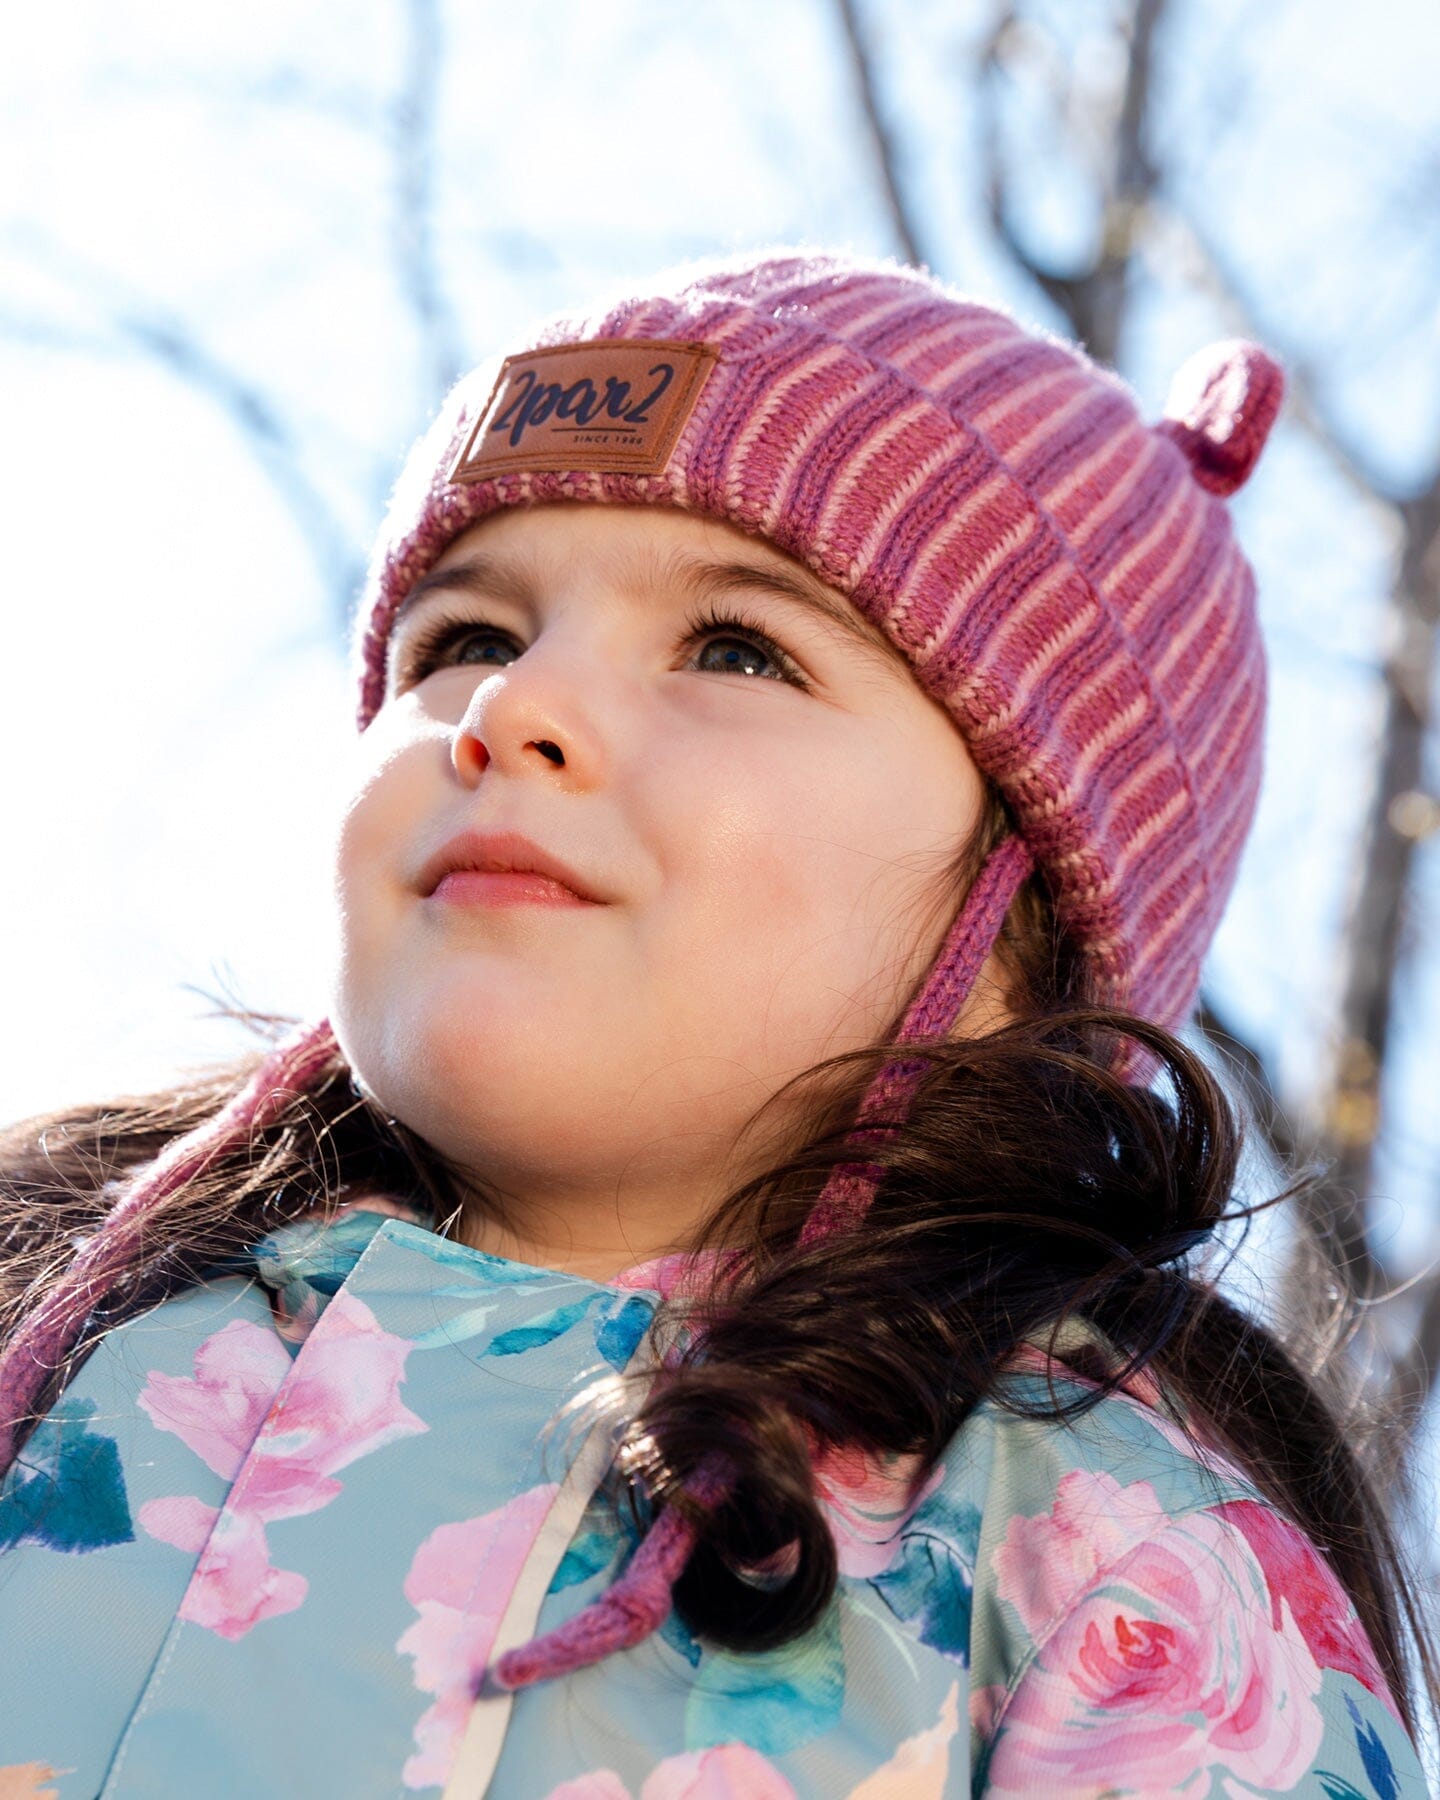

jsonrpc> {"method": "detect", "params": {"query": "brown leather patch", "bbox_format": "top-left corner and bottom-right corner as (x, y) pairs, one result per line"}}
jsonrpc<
(448, 339), (719, 483)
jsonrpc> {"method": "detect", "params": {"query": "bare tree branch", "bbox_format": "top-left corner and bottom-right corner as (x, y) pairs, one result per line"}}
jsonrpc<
(112, 302), (366, 613)
(0, 307), (113, 358)
(1, 241), (363, 627)
(974, 0), (1168, 362)
(1196, 997), (1301, 1169)
(1171, 204), (1440, 1382)
(1323, 485), (1440, 1208)
(876, 0), (1440, 1446)
(0, 0), (475, 634)
(832, 0), (933, 271)
(976, 7), (1076, 316)
(393, 0), (466, 400)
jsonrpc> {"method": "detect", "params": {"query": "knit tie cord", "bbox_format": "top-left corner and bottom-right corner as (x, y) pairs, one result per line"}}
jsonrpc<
(485, 831), (1036, 1693)
(0, 1020), (341, 1472)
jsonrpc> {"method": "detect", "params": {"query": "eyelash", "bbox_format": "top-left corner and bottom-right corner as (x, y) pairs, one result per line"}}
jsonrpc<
(392, 603), (812, 692)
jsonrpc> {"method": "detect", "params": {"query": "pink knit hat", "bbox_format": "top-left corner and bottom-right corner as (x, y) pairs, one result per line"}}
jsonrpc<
(355, 247), (1281, 1047)
(0, 248), (1284, 1700)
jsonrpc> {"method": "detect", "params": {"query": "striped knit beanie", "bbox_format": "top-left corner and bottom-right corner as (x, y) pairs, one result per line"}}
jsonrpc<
(0, 248), (1284, 1700)
(357, 246), (1281, 1051)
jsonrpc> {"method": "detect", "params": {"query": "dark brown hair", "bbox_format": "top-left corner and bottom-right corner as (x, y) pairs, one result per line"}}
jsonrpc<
(2, 792), (1436, 1741)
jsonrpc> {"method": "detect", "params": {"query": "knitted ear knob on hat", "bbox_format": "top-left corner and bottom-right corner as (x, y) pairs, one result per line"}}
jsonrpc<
(1155, 339), (1285, 498)
(802, 337), (1287, 1241)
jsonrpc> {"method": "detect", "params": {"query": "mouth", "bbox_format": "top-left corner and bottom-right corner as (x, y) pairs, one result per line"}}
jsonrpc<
(417, 828), (605, 906)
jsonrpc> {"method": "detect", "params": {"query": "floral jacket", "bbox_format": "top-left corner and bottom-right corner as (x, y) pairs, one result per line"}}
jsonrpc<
(0, 1198), (1427, 1798)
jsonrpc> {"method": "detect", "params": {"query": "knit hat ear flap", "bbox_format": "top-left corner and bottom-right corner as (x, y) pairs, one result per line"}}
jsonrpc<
(0, 1017), (341, 1473)
(1154, 339), (1286, 498)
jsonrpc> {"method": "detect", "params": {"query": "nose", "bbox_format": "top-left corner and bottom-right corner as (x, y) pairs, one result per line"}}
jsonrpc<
(449, 644), (607, 789)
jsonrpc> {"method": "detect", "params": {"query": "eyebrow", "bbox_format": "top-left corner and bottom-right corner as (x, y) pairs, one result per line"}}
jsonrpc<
(387, 544), (906, 675)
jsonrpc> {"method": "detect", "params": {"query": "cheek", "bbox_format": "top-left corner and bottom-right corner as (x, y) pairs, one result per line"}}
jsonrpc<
(334, 781), (384, 894)
(330, 793), (381, 932)
(666, 751), (846, 912)
(329, 730), (426, 939)
(680, 727), (963, 919)
(660, 734), (961, 1033)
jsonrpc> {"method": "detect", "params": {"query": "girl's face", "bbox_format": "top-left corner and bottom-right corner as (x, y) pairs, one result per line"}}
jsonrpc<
(327, 503), (992, 1254)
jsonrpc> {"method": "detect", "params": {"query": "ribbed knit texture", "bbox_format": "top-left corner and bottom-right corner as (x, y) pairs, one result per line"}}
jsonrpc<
(486, 1450), (735, 1693)
(0, 1018), (340, 1471)
(799, 831), (1036, 1250)
(354, 250), (1281, 1043)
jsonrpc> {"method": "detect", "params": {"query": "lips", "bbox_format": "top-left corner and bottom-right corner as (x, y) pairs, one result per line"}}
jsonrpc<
(417, 829), (605, 904)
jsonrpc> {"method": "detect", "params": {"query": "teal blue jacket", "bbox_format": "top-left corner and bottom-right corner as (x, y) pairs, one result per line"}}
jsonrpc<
(0, 1200), (1428, 1796)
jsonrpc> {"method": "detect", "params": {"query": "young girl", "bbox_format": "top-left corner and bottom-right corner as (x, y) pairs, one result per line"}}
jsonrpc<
(0, 249), (1433, 1798)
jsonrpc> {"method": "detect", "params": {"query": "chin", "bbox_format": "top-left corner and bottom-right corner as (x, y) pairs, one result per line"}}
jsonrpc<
(353, 985), (613, 1123)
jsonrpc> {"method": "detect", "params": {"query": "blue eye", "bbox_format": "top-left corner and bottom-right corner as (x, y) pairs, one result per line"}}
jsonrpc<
(682, 607), (807, 688)
(397, 619), (520, 682)
(451, 633), (515, 667)
(694, 637), (776, 678)
(392, 606), (809, 692)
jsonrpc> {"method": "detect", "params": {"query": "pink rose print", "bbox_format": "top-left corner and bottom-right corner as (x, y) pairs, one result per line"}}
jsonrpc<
(138, 1316), (293, 1482)
(137, 1492), (225, 1555)
(397, 1484), (561, 1791)
(541, 1714), (966, 1800)
(1218, 1499), (1399, 1720)
(994, 1467), (1172, 1642)
(541, 1745), (797, 1800)
(137, 1290), (427, 1640)
(811, 1441), (946, 1579)
(547, 1735), (972, 1800)
(612, 1247), (732, 1305)
(987, 1476), (1324, 1796)
(641, 1744), (798, 1798)
(162, 1504), (308, 1638)
(970, 1681), (1008, 1745)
